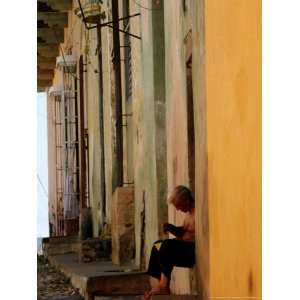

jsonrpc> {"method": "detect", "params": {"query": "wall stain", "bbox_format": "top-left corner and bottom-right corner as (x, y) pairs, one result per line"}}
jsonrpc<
(248, 269), (254, 295)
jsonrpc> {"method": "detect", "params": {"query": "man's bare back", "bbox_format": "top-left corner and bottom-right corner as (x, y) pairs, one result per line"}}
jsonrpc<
(163, 208), (195, 241)
(182, 208), (195, 241)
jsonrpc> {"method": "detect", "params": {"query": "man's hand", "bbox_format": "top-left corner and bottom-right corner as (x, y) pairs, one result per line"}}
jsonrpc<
(163, 223), (173, 233)
(163, 223), (184, 238)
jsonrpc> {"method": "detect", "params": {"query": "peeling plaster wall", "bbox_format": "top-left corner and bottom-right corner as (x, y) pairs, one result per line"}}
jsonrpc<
(138, 0), (168, 268)
(49, 0), (168, 272)
(128, 2), (146, 267)
(193, 1), (261, 299)
(51, 1), (105, 237)
(119, 1), (134, 186)
(86, 28), (103, 237)
(140, 3), (159, 265)
(164, 0), (194, 294)
(101, 15), (114, 225)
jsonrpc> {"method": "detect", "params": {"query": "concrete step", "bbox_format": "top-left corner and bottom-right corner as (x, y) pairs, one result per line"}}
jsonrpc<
(87, 272), (149, 296)
(94, 295), (143, 300)
(48, 295), (84, 300)
(48, 253), (149, 300)
(94, 296), (198, 300)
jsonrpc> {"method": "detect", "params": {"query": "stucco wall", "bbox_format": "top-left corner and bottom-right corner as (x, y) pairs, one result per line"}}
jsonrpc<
(51, 2), (105, 237)
(47, 2), (173, 280)
(129, 2), (146, 268)
(85, 28), (103, 237)
(164, 0), (194, 294)
(193, 0), (261, 298)
(139, 0), (168, 268)
(101, 13), (114, 225)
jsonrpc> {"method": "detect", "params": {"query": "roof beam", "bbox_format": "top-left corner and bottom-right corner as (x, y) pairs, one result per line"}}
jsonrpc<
(38, 0), (73, 12)
(38, 56), (57, 69)
(38, 44), (60, 58)
(38, 28), (64, 44)
(37, 1), (72, 91)
(38, 72), (54, 81)
(38, 12), (68, 28)
(38, 79), (53, 87)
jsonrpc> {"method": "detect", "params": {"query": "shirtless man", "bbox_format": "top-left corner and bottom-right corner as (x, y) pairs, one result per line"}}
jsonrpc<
(144, 186), (195, 299)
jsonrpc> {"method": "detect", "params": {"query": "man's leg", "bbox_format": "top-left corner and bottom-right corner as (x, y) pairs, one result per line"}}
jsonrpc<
(145, 241), (167, 299)
(156, 239), (174, 291)
(158, 239), (196, 290)
(147, 240), (163, 280)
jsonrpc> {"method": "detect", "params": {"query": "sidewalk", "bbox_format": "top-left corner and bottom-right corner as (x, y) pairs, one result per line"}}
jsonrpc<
(48, 253), (149, 300)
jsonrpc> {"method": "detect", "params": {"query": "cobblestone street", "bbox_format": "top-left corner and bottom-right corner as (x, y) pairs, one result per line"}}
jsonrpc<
(37, 255), (82, 300)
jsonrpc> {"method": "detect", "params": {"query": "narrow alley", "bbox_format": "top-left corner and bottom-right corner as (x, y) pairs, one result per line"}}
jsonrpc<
(37, 0), (261, 300)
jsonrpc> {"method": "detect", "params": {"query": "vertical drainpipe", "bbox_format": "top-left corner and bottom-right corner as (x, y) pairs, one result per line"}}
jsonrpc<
(61, 70), (66, 236)
(74, 78), (80, 222)
(112, 0), (124, 187)
(79, 56), (87, 210)
(97, 24), (107, 221)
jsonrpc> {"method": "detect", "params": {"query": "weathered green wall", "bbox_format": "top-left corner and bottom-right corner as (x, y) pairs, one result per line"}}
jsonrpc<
(102, 3), (116, 227)
(98, 0), (168, 268)
(129, 2), (146, 267)
(85, 28), (104, 237)
(50, 0), (168, 267)
(138, 0), (168, 267)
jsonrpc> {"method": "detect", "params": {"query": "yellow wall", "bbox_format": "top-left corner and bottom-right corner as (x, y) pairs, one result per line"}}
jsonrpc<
(193, 0), (261, 299)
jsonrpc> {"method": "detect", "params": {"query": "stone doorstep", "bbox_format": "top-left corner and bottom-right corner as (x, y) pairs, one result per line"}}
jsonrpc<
(49, 295), (84, 300)
(87, 273), (149, 296)
(48, 254), (149, 300)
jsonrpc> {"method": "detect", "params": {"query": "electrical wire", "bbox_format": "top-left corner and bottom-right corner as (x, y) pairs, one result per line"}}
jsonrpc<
(50, 1), (117, 84)
(37, 174), (48, 198)
(133, 0), (162, 11)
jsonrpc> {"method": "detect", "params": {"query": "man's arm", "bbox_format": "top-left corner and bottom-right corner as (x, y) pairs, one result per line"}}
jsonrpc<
(163, 223), (185, 238)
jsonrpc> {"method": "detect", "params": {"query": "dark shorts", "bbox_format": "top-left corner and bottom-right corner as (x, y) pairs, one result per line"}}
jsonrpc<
(147, 239), (195, 280)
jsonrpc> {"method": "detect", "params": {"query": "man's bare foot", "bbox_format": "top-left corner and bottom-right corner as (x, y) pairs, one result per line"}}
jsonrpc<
(143, 287), (170, 300)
